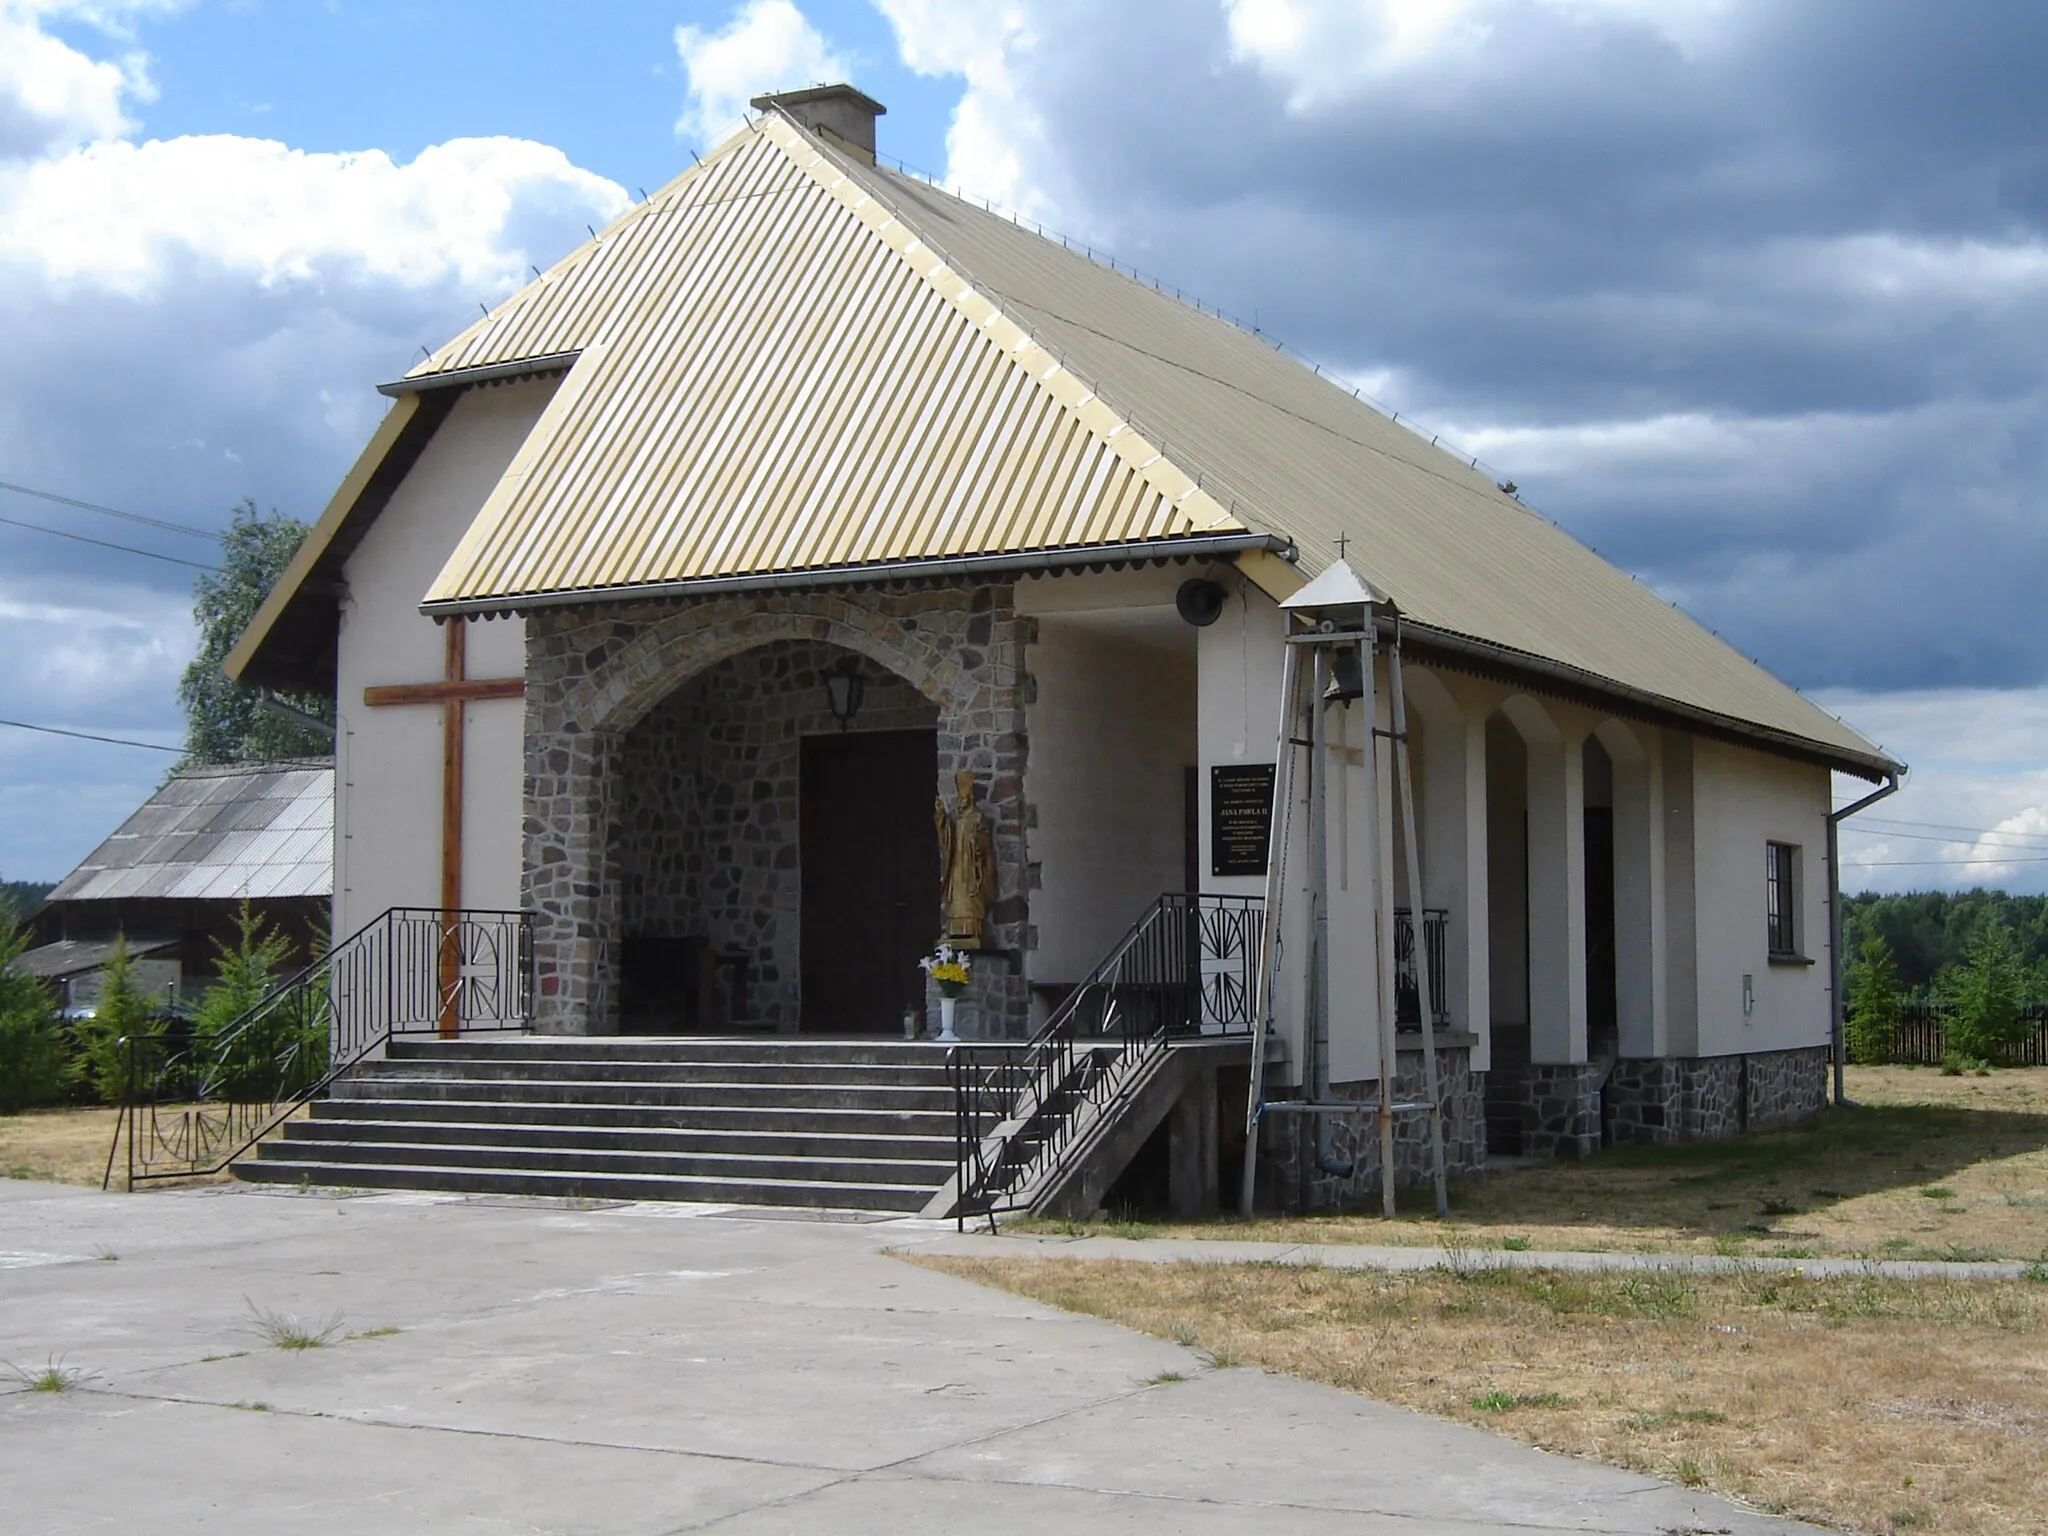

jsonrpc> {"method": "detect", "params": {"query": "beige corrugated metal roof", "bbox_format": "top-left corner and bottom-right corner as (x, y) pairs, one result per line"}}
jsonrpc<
(402, 107), (1883, 770)
(820, 155), (1886, 767)
(419, 120), (1239, 606)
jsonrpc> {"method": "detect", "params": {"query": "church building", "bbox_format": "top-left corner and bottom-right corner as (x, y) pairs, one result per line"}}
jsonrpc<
(225, 86), (1900, 1211)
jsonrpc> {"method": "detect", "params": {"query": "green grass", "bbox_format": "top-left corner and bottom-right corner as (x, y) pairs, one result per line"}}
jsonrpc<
(7, 1358), (86, 1394)
(246, 1300), (344, 1351)
(1470, 1390), (1575, 1412)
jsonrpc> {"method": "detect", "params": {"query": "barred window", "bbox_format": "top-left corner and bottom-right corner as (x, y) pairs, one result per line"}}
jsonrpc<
(1766, 842), (1799, 956)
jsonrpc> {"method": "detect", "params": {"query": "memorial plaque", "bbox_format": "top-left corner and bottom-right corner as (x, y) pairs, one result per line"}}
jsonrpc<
(1210, 763), (1276, 877)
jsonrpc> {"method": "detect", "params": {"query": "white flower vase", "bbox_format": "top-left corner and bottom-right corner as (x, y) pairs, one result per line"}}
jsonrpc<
(936, 994), (960, 1043)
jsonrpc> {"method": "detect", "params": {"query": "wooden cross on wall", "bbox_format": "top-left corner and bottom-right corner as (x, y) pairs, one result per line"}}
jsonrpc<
(363, 619), (524, 1035)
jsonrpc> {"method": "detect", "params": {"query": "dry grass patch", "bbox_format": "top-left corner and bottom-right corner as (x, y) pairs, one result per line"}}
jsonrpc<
(914, 1254), (2048, 1536)
(1035, 1067), (2048, 1262)
(0, 1106), (122, 1187)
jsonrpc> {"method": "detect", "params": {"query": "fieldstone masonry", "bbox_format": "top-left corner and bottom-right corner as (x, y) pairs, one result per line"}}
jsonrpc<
(617, 639), (937, 1030)
(1259, 1040), (1486, 1212)
(524, 582), (1033, 1036)
(1605, 1045), (1828, 1143)
(1514, 1061), (1609, 1160)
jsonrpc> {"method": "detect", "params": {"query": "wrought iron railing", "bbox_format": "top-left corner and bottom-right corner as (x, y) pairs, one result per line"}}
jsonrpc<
(1394, 907), (1450, 1030)
(105, 908), (531, 1189)
(947, 893), (1262, 1227)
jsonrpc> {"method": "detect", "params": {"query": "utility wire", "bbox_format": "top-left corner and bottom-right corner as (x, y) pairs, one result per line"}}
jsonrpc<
(0, 478), (220, 541)
(0, 718), (183, 752)
(0, 513), (217, 571)
(1852, 815), (2048, 844)
(1842, 825), (2048, 851)
(1848, 854), (2048, 867)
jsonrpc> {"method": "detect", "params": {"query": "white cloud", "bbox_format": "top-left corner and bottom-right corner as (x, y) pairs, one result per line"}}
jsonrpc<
(1819, 687), (2048, 896)
(0, 0), (172, 159)
(673, 0), (850, 149)
(0, 3), (628, 879)
(870, 0), (1044, 213)
(1223, 0), (1728, 101)
(0, 575), (192, 726)
(0, 133), (627, 296)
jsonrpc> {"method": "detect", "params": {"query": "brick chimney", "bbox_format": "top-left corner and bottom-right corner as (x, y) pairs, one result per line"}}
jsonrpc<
(749, 84), (886, 163)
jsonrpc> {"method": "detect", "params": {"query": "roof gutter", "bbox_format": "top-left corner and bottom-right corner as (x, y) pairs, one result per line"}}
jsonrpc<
(418, 532), (1297, 618)
(1827, 770), (1903, 1106)
(1385, 616), (1901, 783)
(378, 351), (582, 398)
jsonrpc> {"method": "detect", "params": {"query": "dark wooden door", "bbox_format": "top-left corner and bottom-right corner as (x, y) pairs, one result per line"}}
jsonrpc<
(799, 729), (940, 1033)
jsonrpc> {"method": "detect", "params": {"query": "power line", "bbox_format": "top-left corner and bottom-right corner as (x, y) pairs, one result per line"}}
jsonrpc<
(1841, 825), (2048, 851)
(0, 478), (220, 541)
(1848, 854), (2048, 867)
(0, 513), (217, 571)
(0, 718), (183, 753)
(1852, 814), (2048, 844)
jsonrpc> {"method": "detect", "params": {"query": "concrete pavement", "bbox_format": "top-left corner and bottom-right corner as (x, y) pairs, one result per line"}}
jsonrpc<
(2, 1178), (1823, 1534)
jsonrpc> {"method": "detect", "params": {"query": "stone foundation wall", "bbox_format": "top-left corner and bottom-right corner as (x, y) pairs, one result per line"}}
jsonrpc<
(1604, 1045), (1829, 1143)
(1258, 1043), (1485, 1212)
(525, 582), (1033, 1036)
(1513, 1062), (1608, 1160)
(616, 639), (936, 1030)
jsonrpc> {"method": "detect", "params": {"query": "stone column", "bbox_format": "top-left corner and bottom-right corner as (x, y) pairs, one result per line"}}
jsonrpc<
(524, 722), (621, 1035)
(931, 583), (1033, 1040)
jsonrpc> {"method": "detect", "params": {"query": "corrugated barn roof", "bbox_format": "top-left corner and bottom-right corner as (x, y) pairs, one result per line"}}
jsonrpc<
(47, 760), (333, 904)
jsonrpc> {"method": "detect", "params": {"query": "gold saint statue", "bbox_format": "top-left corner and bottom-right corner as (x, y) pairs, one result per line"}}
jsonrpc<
(935, 770), (996, 946)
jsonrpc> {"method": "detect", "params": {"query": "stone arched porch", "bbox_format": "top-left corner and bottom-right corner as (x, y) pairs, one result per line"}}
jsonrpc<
(521, 582), (1032, 1036)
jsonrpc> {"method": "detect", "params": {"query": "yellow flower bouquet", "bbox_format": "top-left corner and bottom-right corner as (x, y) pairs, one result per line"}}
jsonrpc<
(920, 943), (971, 998)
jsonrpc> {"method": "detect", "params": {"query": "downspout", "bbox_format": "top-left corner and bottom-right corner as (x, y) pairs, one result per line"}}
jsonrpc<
(258, 689), (337, 744)
(1826, 768), (1902, 1105)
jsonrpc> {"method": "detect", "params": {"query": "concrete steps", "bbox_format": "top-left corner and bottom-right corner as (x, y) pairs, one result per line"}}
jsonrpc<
(232, 1036), (961, 1213)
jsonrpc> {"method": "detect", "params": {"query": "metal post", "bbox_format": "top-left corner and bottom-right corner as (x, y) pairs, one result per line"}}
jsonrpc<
(1239, 638), (1302, 1216)
(1390, 631), (1451, 1217)
(1356, 631), (1400, 1218)
(1298, 645), (1337, 1210)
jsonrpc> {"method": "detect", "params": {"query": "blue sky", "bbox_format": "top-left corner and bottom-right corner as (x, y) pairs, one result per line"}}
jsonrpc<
(2, 0), (2046, 893)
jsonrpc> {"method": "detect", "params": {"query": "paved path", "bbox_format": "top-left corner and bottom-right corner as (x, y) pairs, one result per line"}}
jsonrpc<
(2, 1180), (1823, 1535)
(923, 1227), (2039, 1279)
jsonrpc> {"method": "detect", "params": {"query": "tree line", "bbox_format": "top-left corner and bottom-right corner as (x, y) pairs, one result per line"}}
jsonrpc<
(1842, 890), (2048, 996)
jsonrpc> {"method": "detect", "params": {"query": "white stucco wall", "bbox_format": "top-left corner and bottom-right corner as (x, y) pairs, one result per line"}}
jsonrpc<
(1195, 580), (1289, 900)
(1682, 738), (1832, 1056)
(332, 380), (546, 941)
(1022, 613), (1196, 981)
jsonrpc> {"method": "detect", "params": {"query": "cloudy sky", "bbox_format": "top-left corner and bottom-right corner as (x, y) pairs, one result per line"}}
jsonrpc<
(2, 0), (2045, 894)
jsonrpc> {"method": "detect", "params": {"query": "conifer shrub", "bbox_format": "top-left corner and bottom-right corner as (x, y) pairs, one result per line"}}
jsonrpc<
(0, 910), (70, 1112)
(1940, 919), (2029, 1065)
(71, 941), (167, 1106)
(1843, 934), (1902, 1065)
(194, 904), (326, 1101)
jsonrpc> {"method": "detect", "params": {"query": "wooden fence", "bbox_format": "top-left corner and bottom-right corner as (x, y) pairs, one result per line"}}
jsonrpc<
(1881, 1002), (2048, 1067)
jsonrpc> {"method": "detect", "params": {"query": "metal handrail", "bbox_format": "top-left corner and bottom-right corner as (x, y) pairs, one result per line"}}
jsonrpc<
(105, 907), (532, 1189)
(947, 893), (1262, 1226)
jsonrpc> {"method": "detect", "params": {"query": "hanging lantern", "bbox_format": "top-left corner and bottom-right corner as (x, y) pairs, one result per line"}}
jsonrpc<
(823, 657), (866, 731)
